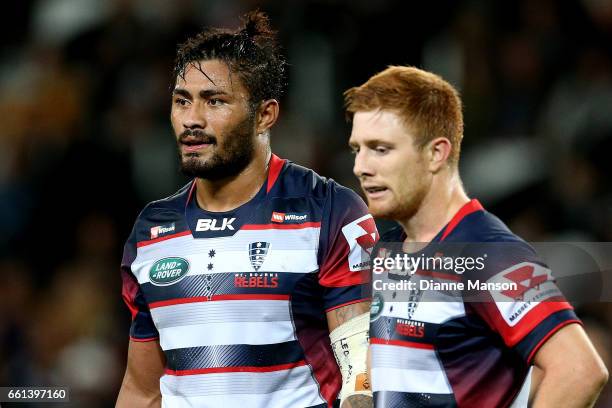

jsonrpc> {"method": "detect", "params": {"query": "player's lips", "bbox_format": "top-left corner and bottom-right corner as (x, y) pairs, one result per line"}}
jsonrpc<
(179, 135), (216, 153)
(362, 184), (388, 199)
(181, 142), (213, 153)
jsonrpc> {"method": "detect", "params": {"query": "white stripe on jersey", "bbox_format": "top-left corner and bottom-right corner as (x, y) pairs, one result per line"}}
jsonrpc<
(151, 299), (292, 330)
(160, 367), (325, 408)
(371, 344), (453, 394)
(158, 319), (296, 350)
(378, 300), (465, 324)
(133, 228), (321, 284)
(160, 365), (320, 396)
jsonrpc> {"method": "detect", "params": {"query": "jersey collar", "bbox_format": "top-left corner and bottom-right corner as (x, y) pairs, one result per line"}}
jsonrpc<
(438, 198), (484, 242)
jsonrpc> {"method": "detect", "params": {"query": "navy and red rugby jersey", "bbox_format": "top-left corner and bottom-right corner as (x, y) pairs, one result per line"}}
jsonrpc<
(370, 199), (580, 408)
(121, 154), (378, 408)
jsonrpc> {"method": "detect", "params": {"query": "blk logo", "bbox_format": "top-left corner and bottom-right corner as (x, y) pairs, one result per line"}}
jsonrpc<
(196, 218), (236, 231)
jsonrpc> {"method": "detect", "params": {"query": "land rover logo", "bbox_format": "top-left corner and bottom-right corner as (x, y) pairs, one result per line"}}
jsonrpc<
(149, 257), (189, 286)
(370, 293), (384, 321)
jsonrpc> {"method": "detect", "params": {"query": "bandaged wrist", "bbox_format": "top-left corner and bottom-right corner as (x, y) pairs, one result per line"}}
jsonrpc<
(329, 312), (372, 404)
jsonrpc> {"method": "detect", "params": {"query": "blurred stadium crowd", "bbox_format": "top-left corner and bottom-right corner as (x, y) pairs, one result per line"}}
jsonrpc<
(1, 0), (611, 406)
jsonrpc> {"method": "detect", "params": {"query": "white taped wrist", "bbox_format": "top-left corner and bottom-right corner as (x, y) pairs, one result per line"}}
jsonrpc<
(329, 312), (372, 404)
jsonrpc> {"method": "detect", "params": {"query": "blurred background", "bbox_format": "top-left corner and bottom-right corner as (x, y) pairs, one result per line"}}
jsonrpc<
(1, 0), (611, 406)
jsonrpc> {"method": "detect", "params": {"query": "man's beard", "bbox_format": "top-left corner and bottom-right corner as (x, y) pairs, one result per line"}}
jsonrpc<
(368, 181), (428, 223)
(178, 115), (255, 180)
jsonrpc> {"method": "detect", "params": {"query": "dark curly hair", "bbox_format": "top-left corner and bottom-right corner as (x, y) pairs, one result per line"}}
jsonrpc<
(174, 11), (287, 111)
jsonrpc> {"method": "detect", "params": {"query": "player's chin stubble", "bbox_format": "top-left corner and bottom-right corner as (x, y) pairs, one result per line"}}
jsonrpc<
(178, 116), (255, 181)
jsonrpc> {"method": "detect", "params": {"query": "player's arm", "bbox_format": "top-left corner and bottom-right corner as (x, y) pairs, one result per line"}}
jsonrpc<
(116, 339), (165, 407)
(318, 186), (377, 408)
(530, 323), (608, 408)
(327, 301), (372, 408)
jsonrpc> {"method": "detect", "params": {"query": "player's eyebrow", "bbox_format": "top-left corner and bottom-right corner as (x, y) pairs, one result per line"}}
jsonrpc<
(172, 88), (191, 99)
(199, 89), (229, 99)
(364, 137), (393, 147)
(172, 88), (230, 99)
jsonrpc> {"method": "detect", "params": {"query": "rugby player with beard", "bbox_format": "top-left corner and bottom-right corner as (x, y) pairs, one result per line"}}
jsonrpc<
(117, 11), (375, 408)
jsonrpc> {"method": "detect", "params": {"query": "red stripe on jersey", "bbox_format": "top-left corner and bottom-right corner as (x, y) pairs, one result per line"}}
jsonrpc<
(526, 320), (582, 363)
(440, 199), (484, 241)
(371, 337), (435, 350)
(241, 222), (321, 230)
(164, 360), (307, 376)
(325, 298), (371, 313)
(490, 299), (574, 347)
(129, 336), (159, 342)
(319, 262), (365, 287)
(185, 180), (197, 208)
(267, 154), (286, 193)
(149, 294), (290, 309)
(137, 230), (192, 248)
(121, 271), (140, 319)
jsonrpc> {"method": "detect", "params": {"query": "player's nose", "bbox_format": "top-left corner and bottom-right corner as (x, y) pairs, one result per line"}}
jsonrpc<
(182, 104), (207, 130)
(353, 149), (374, 179)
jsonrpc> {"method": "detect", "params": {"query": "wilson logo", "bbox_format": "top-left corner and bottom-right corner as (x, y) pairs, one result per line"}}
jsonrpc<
(270, 212), (308, 223)
(149, 257), (189, 286)
(196, 218), (236, 231)
(150, 223), (176, 239)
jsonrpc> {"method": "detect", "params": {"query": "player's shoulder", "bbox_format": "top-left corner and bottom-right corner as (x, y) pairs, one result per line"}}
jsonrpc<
(454, 208), (540, 263)
(123, 182), (192, 246)
(137, 181), (193, 220)
(276, 159), (364, 205)
(451, 209), (523, 243)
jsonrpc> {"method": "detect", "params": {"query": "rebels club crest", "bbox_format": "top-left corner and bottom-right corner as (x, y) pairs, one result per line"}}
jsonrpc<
(248, 241), (270, 271)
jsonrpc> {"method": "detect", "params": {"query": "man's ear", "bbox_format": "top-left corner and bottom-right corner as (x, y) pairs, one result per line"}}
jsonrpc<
(256, 99), (280, 134)
(428, 137), (452, 173)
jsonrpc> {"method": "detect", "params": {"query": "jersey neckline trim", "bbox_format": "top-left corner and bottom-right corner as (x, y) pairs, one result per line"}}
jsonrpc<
(184, 153), (287, 213)
(439, 198), (484, 242)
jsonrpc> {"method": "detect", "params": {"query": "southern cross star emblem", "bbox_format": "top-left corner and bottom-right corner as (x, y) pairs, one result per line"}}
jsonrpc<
(248, 241), (270, 271)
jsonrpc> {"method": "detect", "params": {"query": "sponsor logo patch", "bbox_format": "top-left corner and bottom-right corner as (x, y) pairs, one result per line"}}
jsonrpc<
(341, 214), (379, 271)
(270, 211), (308, 223)
(248, 241), (270, 271)
(196, 218), (236, 231)
(149, 257), (189, 286)
(150, 223), (176, 239)
(487, 262), (562, 326)
(370, 293), (384, 321)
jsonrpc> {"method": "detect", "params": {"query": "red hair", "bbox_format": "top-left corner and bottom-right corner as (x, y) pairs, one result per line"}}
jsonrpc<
(344, 66), (464, 165)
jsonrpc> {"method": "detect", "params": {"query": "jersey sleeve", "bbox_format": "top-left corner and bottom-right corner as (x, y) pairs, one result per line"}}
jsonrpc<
(464, 241), (580, 363)
(318, 184), (378, 312)
(121, 223), (159, 342)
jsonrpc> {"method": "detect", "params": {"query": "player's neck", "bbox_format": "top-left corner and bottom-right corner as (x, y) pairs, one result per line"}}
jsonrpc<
(194, 147), (271, 212)
(399, 171), (469, 244)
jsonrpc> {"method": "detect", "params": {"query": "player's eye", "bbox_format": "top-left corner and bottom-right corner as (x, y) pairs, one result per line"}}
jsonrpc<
(349, 147), (359, 155)
(208, 98), (225, 106)
(174, 97), (189, 106)
(374, 146), (389, 154)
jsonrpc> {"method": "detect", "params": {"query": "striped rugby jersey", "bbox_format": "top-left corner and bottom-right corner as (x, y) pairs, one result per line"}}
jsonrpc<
(370, 199), (580, 408)
(121, 155), (378, 408)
